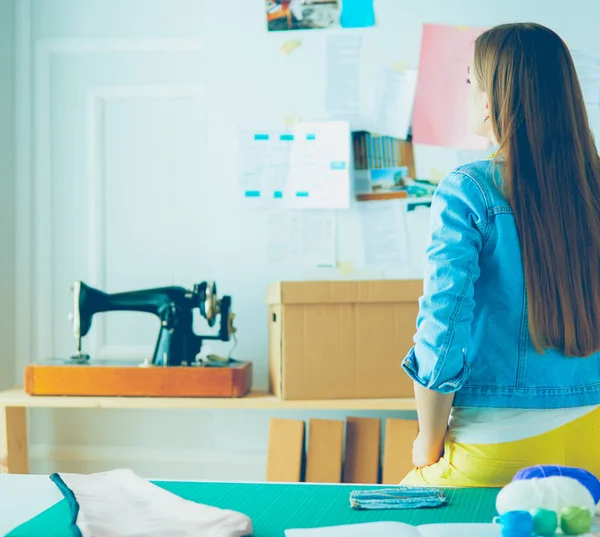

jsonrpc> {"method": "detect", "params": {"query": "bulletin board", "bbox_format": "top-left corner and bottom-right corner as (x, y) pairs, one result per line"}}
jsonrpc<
(184, 0), (600, 370)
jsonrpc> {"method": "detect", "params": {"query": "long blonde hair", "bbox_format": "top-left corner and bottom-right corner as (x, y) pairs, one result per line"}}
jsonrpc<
(474, 23), (600, 357)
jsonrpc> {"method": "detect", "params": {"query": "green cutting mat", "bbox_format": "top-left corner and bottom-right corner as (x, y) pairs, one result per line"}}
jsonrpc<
(6, 481), (500, 537)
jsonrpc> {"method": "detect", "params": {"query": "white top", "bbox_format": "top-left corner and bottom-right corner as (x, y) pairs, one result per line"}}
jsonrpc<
(448, 405), (600, 444)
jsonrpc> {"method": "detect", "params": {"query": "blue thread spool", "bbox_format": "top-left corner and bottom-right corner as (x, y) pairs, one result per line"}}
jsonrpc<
(493, 510), (533, 537)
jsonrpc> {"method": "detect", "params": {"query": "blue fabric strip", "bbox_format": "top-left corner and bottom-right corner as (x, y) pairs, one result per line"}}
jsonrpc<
(350, 487), (448, 510)
(49, 473), (83, 537)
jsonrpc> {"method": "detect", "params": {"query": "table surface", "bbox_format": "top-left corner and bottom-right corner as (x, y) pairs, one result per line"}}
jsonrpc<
(0, 475), (64, 535)
(0, 387), (417, 410)
(1, 475), (502, 537)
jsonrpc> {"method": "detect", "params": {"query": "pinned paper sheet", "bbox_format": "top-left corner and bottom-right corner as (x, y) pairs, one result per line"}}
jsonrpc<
(371, 68), (418, 140)
(358, 199), (409, 266)
(267, 210), (336, 267)
(339, 0), (375, 28)
(413, 143), (492, 182)
(237, 121), (351, 209)
(412, 24), (490, 150)
(282, 39), (301, 55)
(325, 35), (362, 119)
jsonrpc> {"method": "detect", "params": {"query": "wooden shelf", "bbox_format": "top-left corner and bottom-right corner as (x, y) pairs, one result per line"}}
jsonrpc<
(356, 191), (408, 201)
(0, 387), (416, 411)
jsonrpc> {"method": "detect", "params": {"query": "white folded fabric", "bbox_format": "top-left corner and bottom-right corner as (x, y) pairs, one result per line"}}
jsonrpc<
(51, 469), (253, 537)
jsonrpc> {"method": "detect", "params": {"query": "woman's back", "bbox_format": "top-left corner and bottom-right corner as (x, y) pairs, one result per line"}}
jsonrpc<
(424, 158), (600, 410)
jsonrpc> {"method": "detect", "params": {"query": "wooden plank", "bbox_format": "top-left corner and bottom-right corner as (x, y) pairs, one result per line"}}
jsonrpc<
(343, 417), (381, 484)
(356, 191), (408, 201)
(0, 406), (29, 474)
(24, 362), (252, 397)
(266, 418), (305, 482)
(382, 418), (419, 484)
(305, 419), (344, 483)
(0, 387), (417, 411)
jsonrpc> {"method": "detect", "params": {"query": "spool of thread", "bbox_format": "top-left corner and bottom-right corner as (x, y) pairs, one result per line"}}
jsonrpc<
(493, 510), (533, 537)
(513, 465), (600, 505)
(496, 476), (595, 517)
(560, 506), (593, 535)
(530, 508), (558, 536)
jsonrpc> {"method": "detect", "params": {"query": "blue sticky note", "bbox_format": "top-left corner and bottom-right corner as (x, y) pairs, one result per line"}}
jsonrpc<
(280, 134), (294, 141)
(330, 161), (347, 170)
(273, 191), (283, 198)
(296, 191), (309, 197)
(244, 190), (261, 197)
(340, 0), (375, 28)
(306, 133), (316, 140)
(254, 134), (269, 141)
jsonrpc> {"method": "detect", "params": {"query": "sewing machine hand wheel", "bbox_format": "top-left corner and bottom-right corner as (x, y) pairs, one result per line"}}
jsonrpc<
(200, 281), (218, 327)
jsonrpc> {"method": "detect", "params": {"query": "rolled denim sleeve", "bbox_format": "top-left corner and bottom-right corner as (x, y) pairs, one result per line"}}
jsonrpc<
(402, 171), (488, 393)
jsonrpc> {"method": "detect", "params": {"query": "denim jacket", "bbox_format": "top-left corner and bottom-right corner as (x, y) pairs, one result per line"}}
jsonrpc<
(401, 157), (600, 409)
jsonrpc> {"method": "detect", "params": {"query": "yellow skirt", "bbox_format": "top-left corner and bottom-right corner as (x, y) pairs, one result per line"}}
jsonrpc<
(401, 406), (600, 488)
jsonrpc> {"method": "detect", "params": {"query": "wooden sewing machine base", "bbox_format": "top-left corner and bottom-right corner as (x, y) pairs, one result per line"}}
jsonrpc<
(23, 359), (253, 397)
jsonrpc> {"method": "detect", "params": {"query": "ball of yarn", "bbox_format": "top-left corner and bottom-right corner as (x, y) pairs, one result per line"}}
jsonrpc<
(530, 508), (558, 536)
(560, 506), (592, 535)
(496, 476), (595, 517)
(513, 465), (600, 505)
(495, 510), (533, 537)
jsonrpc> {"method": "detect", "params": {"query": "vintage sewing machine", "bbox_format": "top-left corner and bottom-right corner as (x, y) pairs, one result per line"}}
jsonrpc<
(24, 280), (252, 397)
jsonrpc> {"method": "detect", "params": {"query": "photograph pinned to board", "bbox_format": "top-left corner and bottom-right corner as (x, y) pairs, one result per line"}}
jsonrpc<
(265, 0), (374, 32)
(236, 121), (352, 209)
(411, 24), (492, 151)
(370, 167), (409, 192)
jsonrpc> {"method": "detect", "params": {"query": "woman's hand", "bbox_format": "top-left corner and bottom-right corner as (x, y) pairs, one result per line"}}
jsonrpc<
(412, 432), (444, 468)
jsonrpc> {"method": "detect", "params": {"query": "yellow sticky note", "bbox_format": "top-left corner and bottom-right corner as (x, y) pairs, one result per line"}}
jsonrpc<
(337, 261), (355, 275)
(429, 168), (446, 182)
(455, 25), (470, 32)
(392, 61), (408, 72)
(284, 114), (301, 128)
(281, 39), (301, 55)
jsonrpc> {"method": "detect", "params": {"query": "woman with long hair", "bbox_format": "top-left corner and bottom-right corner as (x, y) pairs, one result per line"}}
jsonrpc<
(401, 22), (600, 487)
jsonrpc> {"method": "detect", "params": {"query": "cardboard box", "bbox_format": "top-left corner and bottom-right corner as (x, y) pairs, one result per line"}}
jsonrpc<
(266, 280), (421, 400)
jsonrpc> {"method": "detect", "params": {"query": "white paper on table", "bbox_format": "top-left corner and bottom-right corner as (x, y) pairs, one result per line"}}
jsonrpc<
(285, 521), (502, 537)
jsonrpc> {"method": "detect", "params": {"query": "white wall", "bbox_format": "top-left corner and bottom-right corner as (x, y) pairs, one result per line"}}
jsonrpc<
(15, 0), (600, 479)
(0, 0), (15, 391)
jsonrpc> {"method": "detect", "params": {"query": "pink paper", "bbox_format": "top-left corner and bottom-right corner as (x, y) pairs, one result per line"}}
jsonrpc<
(412, 24), (489, 150)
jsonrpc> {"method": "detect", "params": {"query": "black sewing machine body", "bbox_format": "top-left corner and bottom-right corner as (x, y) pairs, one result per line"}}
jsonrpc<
(69, 280), (236, 367)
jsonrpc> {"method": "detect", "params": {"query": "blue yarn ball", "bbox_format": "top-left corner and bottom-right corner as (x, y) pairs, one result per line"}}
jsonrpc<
(498, 510), (533, 537)
(512, 465), (600, 505)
